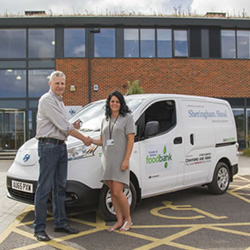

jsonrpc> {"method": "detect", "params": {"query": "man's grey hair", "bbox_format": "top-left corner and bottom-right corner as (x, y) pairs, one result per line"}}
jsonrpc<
(49, 71), (66, 82)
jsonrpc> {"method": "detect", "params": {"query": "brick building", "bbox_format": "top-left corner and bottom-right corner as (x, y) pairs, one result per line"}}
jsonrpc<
(0, 14), (250, 150)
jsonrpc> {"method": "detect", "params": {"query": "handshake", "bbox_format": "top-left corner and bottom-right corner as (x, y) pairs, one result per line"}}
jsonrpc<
(83, 136), (92, 146)
(73, 119), (101, 147)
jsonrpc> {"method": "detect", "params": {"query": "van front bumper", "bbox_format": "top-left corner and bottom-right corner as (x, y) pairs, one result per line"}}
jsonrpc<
(65, 180), (100, 211)
(231, 163), (238, 178)
(7, 177), (100, 211)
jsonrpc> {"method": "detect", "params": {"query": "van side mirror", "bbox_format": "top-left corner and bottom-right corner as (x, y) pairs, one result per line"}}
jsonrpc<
(145, 121), (159, 138)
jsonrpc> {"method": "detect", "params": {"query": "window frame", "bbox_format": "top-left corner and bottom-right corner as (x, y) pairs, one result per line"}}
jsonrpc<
(94, 28), (116, 58)
(64, 28), (86, 58)
(173, 29), (189, 58)
(135, 100), (176, 142)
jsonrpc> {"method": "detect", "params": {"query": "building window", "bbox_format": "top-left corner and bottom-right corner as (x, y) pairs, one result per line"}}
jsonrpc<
(94, 28), (115, 57)
(0, 70), (26, 97)
(157, 29), (172, 58)
(28, 29), (55, 58)
(64, 28), (85, 57)
(173, 30), (188, 57)
(0, 110), (26, 150)
(237, 30), (250, 59)
(209, 28), (221, 58)
(28, 69), (53, 97)
(221, 30), (236, 58)
(0, 29), (26, 59)
(190, 28), (202, 58)
(141, 29), (155, 58)
(124, 29), (139, 58)
(28, 110), (33, 139)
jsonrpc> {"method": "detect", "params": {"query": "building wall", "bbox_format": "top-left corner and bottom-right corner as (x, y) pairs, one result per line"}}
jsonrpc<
(57, 58), (250, 106)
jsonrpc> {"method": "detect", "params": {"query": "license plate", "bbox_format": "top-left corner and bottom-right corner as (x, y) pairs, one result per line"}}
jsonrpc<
(12, 180), (33, 193)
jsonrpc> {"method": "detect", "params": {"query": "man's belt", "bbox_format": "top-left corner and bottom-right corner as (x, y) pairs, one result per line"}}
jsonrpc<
(38, 138), (65, 145)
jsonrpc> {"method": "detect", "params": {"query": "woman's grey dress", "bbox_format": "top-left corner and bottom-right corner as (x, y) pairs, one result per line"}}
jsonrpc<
(101, 113), (135, 187)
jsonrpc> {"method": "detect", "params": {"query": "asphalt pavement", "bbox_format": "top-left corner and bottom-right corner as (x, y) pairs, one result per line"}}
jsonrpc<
(1, 155), (250, 236)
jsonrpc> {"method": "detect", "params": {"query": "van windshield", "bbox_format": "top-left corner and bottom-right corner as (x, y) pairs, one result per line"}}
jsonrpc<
(68, 97), (144, 132)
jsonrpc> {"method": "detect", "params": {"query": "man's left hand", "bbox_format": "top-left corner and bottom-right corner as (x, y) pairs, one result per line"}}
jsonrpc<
(73, 119), (81, 129)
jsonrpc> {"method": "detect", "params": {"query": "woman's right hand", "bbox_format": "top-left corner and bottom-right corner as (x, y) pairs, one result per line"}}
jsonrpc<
(91, 136), (103, 146)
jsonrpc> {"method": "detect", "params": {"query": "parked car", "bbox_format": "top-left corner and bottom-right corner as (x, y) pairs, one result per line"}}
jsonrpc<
(6, 94), (239, 220)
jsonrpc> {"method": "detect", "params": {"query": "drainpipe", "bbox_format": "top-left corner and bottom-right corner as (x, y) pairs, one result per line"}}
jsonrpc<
(88, 27), (100, 103)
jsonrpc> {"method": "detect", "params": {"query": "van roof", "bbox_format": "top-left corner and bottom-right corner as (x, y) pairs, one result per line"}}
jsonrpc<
(124, 93), (227, 104)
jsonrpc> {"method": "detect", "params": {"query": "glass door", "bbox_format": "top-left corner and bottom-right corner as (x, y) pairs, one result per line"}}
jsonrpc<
(0, 110), (26, 150)
(232, 109), (246, 149)
(247, 109), (250, 148)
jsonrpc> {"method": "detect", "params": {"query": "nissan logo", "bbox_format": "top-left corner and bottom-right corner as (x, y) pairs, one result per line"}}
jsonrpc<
(23, 154), (30, 162)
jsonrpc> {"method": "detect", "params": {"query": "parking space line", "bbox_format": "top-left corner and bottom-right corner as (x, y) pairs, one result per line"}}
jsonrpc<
(228, 188), (250, 203)
(206, 225), (250, 237)
(229, 184), (250, 192)
(69, 215), (106, 229)
(163, 241), (203, 250)
(11, 242), (47, 250)
(130, 225), (205, 250)
(235, 176), (250, 182)
(11, 227), (80, 250)
(235, 192), (250, 196)
(11, 239), (80, 250)
(2, 213), (250, 250)
(228, 176), (250, 204)
(0, 205), (34, 245)
(132, 222), (250, 228)
(117, 230), (158, 241)
(2, 176), (250, 250)
(131, 222), (250, 250)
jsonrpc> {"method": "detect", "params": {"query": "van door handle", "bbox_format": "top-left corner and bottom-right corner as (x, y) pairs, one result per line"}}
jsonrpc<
(174, 136), (182, 144)
(190, 134), (194, 145)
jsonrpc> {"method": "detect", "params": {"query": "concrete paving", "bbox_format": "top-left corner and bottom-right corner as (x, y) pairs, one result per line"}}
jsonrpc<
(0, 160), (27, 235)
(237, 154), (250, 175)
(0, 155), (250, 236)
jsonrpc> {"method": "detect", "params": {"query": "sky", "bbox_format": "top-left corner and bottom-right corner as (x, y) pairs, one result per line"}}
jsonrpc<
(0, 0), (250, 17)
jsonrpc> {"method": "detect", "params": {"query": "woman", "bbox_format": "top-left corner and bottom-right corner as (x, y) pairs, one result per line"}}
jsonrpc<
(91, 91), (135, 232)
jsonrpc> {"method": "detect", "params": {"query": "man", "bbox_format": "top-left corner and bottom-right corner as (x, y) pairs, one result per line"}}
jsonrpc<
(34, 71), (91, 241)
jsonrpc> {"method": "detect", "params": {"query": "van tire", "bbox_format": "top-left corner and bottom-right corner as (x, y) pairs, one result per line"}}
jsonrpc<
(98, 181), (137, 221)
(208, 162), (230, 195)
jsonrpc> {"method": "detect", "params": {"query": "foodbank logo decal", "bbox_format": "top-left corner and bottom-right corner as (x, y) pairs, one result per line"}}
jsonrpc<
(146, 145), (172, 169)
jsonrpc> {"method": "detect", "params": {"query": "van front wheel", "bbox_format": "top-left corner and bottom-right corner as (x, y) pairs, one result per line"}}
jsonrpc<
(208, 162), (230, 195)
(98, 181), (137, 221)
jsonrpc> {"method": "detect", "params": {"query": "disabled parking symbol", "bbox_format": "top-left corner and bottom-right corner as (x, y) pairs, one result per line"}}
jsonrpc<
(151, 201), (227, 220)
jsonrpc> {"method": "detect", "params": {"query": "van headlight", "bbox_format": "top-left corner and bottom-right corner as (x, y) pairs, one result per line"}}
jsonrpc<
(68, 145), (97, 161)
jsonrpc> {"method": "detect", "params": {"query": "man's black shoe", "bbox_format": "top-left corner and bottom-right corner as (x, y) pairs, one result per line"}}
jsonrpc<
(34, 231), (51, 241)
(54, 224), (79, 234)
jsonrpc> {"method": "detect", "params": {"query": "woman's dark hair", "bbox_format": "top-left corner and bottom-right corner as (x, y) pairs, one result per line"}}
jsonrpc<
(105, 91), (131, 119)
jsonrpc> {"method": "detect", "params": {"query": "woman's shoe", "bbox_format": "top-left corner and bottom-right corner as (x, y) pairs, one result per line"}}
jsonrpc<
(107, 227), (115, 232)
(107, 223), (122, 232)
(119, 221), (133, 232)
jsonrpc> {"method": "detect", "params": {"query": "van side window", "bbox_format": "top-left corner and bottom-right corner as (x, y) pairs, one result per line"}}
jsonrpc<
(135, 100), (176, 141)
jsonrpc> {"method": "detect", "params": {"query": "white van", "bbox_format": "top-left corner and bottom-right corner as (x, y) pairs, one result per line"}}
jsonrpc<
(6, 94), (239, 220)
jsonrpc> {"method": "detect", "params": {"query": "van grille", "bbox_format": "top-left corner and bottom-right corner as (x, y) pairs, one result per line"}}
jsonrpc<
(6, 177), (37, 204)
(8, 188), (35, 204)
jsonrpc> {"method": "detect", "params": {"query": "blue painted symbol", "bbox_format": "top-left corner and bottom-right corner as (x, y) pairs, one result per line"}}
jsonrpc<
(23, 154), (30, 162)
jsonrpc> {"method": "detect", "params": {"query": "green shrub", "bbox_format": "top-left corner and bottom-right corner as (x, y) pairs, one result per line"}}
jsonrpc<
(242, 148), (250, 157)
(126, 80), (144, 95)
